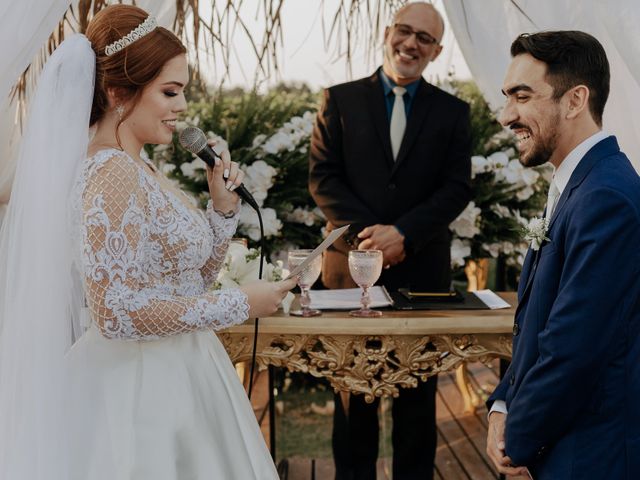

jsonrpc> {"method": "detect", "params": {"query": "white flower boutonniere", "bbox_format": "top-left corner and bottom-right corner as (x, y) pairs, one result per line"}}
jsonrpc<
(522, 217), (550, 251)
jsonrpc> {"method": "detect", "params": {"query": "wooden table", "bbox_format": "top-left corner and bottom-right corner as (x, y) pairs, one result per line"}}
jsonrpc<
(219, 292), (515, 403)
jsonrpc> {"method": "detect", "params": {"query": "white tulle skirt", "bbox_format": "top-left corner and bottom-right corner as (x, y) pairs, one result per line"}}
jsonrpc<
(65, 326), (278, 480)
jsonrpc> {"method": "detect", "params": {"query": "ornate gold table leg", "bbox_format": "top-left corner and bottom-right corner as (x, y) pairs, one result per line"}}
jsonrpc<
(455, 364), (482, 413)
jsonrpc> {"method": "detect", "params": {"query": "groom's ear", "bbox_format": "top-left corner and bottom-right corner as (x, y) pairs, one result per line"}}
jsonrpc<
(565, 85), (590, 120)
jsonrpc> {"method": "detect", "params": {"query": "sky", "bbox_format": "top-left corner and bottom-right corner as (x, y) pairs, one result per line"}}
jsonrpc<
(191, 0), (471, 90)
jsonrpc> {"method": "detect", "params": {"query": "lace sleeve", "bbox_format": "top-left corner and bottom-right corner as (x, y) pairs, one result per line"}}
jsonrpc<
(82, 153), (249, 340)
(200, 199), (239, 286)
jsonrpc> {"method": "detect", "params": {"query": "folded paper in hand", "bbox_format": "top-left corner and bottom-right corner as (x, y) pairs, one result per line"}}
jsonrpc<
(285, 225), (349, 280)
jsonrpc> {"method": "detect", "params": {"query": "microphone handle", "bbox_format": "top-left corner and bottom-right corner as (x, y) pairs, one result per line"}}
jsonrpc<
(196, 145), (260, 211)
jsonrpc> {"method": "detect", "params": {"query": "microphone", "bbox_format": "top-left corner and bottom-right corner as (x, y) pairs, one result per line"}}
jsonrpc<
(178, 126), (260, 211)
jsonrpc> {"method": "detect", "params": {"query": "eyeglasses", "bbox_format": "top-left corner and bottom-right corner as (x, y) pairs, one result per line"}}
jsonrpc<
(392, 23), (439, 46)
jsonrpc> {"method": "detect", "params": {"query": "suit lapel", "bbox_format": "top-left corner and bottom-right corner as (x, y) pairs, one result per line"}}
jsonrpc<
(392, 79), (434, 175)
(365, 72), (394, 169)
(547, 136), (620, 231)
(515, 136), (620, 315)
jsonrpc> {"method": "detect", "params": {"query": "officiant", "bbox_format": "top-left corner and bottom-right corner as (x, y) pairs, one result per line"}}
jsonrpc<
(308, 3), (472, 478)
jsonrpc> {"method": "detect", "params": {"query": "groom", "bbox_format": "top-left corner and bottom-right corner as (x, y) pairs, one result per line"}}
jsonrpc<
(486, 31), (640, 479)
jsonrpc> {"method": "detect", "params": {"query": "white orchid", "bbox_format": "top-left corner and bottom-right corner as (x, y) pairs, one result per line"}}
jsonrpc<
(450, 202), (481, 239)
(471, 155), (491, 178)
(482, 242), (502, 258)
(284, 206), (324, 226)
(451, 238), (471, 268)
(491, 203), (511, 218)
(488, 151), (509, 170)
(180, 157), (207, 178)
(241, 160), (278, 207)
(516, 185), (535, 201)
(238, 205), (283, 241)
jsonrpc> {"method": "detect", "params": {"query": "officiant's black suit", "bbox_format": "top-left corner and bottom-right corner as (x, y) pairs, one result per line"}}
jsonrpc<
(309, 70), (472, 479)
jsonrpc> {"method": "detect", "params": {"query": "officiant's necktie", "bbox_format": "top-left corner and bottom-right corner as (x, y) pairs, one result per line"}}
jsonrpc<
(390, 86), (407, 160)
(545, 179), (560, 219)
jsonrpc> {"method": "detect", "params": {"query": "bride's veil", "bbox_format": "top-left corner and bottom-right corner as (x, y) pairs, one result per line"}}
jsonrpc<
(0, 35), (94, 478)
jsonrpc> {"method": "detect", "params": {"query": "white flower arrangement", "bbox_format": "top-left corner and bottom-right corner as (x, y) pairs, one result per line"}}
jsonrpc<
(449, 129), (549, 269)
(214, 242), (294, 312)
(237, 204), (283, 241)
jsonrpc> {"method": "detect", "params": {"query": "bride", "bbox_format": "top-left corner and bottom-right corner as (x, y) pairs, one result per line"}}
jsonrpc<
(0, 4), (295, 479)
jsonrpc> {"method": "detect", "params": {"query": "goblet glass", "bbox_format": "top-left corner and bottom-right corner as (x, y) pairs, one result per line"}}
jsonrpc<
(348, 249), (383, 317)
(288, 249), (322, 317)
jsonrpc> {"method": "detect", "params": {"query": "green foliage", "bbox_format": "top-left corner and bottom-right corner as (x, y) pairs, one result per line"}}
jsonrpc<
(153, 85), (323, 257)
(452, 80), (503, 156)
(154, 80), (548, 272)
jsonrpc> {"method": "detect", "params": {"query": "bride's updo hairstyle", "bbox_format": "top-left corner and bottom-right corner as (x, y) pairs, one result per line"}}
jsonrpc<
(86, 4), (187, 127)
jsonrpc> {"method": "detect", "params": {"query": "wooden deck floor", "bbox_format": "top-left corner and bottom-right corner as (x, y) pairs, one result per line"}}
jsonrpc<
(249, 362), (502, 480)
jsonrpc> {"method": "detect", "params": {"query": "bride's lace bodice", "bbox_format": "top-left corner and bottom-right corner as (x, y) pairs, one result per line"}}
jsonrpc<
(76, 149), (249, 340)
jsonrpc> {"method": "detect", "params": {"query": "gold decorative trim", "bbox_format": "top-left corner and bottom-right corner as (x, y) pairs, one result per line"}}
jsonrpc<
(219, 332), (511, 403)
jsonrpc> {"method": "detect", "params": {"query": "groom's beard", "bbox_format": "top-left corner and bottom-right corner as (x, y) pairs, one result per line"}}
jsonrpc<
(514, 111), (561, 168)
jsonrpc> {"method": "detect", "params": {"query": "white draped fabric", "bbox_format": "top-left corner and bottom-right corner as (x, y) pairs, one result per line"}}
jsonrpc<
(0, 0), (177, 224)
(1, 0), (639, 220)
(444, 0), (640, 171)
(0, 0), (71, 210)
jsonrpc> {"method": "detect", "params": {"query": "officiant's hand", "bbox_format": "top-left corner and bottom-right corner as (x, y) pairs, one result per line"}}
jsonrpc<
(487, 412), (529, 477)
(357, 224), (406, 268)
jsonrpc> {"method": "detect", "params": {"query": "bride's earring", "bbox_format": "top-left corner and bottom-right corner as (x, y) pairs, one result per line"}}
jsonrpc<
(115, 104), (124, 121)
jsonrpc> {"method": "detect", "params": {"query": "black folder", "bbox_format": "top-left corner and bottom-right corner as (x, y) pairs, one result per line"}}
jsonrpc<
(390, 288), (490, 310)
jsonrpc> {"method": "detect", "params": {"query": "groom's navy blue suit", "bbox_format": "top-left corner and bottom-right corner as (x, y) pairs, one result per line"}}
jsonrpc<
(489, 136), (640, 479)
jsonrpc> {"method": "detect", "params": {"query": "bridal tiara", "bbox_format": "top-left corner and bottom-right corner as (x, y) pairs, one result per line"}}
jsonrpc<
(104, 16), (157, 57)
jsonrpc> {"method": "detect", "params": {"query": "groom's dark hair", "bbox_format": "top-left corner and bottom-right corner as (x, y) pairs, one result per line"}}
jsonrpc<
(511, 31), (610, 127)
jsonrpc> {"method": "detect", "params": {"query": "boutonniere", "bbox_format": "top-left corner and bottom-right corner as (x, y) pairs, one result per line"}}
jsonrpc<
(522, 217), (550, 251)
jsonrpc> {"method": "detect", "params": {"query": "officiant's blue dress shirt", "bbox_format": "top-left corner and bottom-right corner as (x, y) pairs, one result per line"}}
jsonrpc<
(379, 68), (420, 120)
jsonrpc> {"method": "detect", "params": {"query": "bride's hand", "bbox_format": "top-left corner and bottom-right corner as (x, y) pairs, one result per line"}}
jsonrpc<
(205, 140), (244, 216)
(240, 278), (298, 318)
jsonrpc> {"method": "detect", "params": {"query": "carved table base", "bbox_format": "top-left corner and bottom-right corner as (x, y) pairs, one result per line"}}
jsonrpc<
(220, 332), (512, 403)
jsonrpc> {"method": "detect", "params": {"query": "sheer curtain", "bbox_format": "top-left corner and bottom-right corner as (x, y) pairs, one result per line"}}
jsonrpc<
(0, 0), (72, 221)
(0, 0), (177, 225)
(444, 0), (640, 171)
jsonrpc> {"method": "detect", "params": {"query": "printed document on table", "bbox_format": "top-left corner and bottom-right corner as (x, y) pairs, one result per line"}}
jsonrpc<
(309, 286), (393, 310)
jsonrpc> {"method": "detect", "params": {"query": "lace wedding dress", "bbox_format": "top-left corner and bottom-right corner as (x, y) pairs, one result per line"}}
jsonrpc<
(65, 148), (278, 479)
